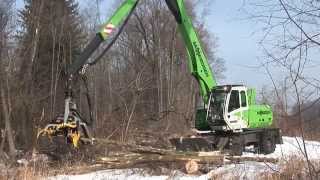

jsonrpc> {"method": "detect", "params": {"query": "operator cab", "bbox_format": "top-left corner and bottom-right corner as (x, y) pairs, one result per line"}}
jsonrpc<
(196, 85), (249, 132)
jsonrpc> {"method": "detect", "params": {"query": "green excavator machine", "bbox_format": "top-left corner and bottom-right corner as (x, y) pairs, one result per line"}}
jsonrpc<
(37, 0), (282, 156)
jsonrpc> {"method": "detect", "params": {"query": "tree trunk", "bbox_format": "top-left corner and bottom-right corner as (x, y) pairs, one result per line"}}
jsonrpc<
(0, 84), (16, 157)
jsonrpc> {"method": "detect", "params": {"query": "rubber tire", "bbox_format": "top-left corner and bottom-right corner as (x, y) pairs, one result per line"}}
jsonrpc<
(261, 138), (275, 154)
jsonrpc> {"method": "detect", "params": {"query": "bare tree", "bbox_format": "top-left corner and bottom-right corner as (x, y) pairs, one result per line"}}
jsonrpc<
(15, 0), (85, 150)
(243, 0), (320, 178)
(243, 0), (320, 91)
(81, 0), (225, 142)
(0, 0), (17, 158)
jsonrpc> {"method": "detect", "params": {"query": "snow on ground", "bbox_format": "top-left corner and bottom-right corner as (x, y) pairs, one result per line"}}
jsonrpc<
(49, 169), (210, 180)
(243, 136), (320, 160)
(49, 136), (320, 180)
(207, 161), (279, 179)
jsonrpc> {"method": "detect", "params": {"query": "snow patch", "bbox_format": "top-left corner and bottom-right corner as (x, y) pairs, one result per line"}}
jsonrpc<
(49, 169), (209, 180)
(208, 161), (278, 180)
(243, 136), (320, 160)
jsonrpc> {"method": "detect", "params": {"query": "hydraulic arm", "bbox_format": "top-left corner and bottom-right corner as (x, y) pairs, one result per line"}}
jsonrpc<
(37, 0), (140, 150)
(37, 0), (280, 156)
(165, 0), (217, 104)
(165, 0), (280, 155)
(68, 0), (139, 76)
(38, 0), (221, 150)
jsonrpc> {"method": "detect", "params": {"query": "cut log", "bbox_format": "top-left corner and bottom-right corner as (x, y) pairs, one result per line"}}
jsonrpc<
(185, 160), (199, 174)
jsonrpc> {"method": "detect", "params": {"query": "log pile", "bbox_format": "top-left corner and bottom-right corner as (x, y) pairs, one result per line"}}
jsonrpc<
(32, 136), (282, 175)
(91, 140), (279, 174)
(97, 152), (224, 169)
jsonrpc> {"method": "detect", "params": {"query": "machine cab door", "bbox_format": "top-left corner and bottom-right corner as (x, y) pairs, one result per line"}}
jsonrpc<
(225, 87), (248, 131)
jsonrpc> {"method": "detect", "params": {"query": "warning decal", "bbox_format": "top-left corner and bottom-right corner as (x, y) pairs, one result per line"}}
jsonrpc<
(104, 24), (115, 35)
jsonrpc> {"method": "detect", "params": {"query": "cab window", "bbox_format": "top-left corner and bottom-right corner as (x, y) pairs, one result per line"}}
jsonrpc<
(228, 90), (240, 112)
(240, 91), (247, 107)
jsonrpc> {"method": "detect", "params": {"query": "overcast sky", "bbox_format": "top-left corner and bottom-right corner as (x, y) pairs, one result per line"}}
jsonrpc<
(15, 0), (271, 89)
